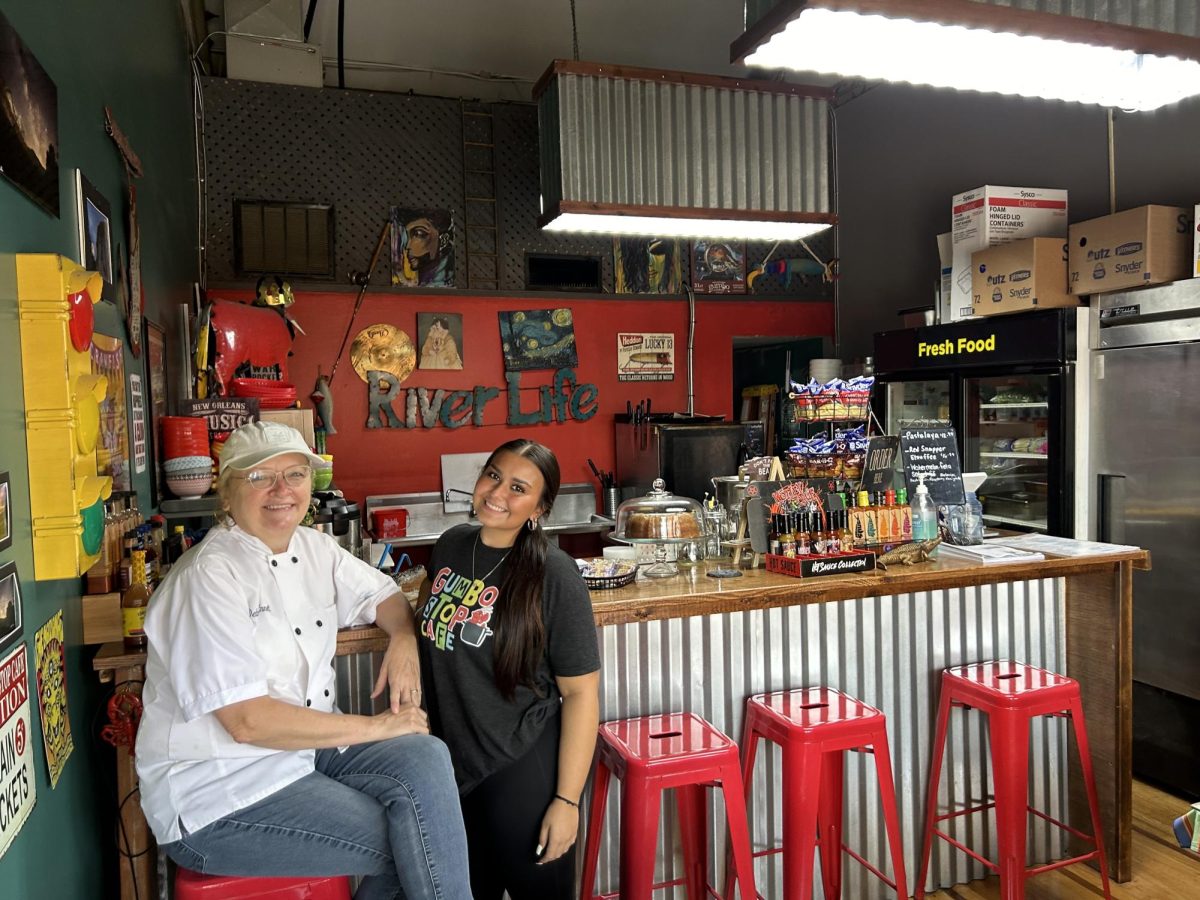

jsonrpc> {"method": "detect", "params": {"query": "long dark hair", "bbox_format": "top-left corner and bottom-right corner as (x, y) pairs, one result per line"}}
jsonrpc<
(488, 438), (560, 700)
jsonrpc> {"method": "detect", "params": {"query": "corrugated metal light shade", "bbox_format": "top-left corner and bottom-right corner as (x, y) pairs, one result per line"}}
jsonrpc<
(733, 0), (1200, 111)
(534, 60), (835, 240)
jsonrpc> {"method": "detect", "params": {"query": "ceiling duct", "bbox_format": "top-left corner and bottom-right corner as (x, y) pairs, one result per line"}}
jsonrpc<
(225, 0), (305, 40)
(534, 60), (835, 241)
(734, 0), (1200, 111)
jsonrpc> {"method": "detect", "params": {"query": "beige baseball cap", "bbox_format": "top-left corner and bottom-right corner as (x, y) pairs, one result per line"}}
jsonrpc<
(218, 421), (323, 474)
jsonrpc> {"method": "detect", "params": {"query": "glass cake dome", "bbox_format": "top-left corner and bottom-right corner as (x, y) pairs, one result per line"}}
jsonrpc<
(612, 478), (705, 577)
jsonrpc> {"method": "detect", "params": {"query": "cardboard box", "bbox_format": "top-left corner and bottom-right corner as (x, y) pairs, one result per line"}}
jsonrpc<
(951, 185), (1069, 323)
(1193, 203), (1200, 277)
(936, 232), (953, 323)
(1068, 205), (1192, 295)
(971, 238), (1075, 317)
(82, 592), (122, 645)
(259, 408), (316, 449)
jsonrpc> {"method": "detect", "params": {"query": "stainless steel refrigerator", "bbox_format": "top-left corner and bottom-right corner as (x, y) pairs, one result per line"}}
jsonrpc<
(1090, 280), (1200, 797)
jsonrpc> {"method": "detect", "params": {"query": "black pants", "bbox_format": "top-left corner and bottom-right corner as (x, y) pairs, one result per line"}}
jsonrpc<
(461, 718), (576, 900)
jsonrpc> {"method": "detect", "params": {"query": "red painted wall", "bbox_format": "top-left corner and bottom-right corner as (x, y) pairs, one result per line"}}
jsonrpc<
(207, 290), (834, 504)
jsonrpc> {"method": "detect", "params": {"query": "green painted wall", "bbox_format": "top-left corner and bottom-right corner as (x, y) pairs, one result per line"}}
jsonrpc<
(0, 1), (196, 897)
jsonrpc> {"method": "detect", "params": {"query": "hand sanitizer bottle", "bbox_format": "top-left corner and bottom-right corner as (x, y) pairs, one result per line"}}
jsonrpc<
(910, 474), (939, 552)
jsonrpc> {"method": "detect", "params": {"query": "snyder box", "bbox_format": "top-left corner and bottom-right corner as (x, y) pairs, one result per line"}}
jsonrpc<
(1068, 205), (1192, 295)
(972, 238), (1074, 317)
(950, 185), (1068, 323)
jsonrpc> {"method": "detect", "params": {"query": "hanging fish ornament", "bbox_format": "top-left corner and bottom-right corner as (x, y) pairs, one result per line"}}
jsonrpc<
(311, 372), (337, 435)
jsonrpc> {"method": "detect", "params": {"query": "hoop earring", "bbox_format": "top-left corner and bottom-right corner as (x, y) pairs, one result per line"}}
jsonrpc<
(469, 505), (476, 518)
(527, 518), (537, 531)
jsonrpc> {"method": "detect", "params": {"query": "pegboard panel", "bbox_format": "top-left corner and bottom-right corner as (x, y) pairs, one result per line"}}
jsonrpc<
(492, 102), (614, 292)
(203, 77), (465, 287)
(203, 77), (834, 300)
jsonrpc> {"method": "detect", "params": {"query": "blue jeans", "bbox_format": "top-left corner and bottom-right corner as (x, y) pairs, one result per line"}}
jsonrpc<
(161, 735), (471, 900)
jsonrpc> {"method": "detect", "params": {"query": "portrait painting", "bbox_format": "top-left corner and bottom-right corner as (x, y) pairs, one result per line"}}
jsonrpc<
(0, 562), (21, 653)
(613, 237), (681, 294)
(417, 312), (464, 370)
(498, 308), (578, 372)
(76, 171), (112, 283)
(0, 12), (58, 216)
(0, 470), (9, 553)
(390, 207), (455, 287)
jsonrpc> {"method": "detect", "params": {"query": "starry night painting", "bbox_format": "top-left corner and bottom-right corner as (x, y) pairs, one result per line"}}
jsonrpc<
(498, 308), (579, 372)
(0, 12), (58, 217)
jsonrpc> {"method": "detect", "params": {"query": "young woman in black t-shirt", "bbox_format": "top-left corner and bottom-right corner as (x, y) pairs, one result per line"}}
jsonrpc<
(417, 439), (601, 900)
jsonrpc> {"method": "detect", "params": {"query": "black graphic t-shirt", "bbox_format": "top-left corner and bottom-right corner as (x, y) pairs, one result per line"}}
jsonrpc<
(418, 524), (600, 793)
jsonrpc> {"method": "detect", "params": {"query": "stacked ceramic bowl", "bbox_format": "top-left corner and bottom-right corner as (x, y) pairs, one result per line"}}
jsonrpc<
(313, 453), (334, 491)
(164, 455), (214, 499)
(808, 358), (842, 384)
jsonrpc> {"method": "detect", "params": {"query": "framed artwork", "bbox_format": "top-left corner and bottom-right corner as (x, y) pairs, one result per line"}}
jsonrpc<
(0, 561), (22, 653)
(0, 12), (59, 216)
(390, 207), (454, 287)
(144, 319), (169, 507)
(691, 240), (747, 294)
(0, 471), (9, 553)
(498, 308), (578, 372)
(75, 171), (112, 283)
(613, 237), (682, 294)
(417, 313), (464, 370)
(90, 333), (131, 492)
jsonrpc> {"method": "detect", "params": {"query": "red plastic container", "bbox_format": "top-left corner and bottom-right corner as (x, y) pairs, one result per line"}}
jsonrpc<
(371, 507), (408, 539)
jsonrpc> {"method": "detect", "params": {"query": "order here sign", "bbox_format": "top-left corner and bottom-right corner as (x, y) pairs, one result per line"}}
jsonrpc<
(0, 644), (35, 861)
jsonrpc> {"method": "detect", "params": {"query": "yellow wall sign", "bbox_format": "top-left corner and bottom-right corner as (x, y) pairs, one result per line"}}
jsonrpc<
(917, 335), (997, 358)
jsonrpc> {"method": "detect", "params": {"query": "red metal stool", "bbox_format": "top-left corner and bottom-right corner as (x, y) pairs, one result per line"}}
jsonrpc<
(175, 868), (352, 899)
(915, 660), (1112, 900)
(727, 687), (909, 900)
(580, 712), (757, 900)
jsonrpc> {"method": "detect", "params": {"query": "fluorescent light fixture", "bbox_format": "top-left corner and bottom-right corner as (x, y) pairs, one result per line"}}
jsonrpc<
(542, 206), (833, 241)
(535, 60), (836, 241)
(733, 0), (1200, 111)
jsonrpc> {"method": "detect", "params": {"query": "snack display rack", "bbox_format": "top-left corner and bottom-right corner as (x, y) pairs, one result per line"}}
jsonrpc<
(783, 377), (875, 482)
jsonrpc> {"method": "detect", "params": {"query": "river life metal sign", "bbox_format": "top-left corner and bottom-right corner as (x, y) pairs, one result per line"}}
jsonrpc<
(366, 367), (599, 429)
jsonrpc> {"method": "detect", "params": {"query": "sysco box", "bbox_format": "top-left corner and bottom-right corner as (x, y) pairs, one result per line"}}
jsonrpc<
(950, 185), (1068, 323)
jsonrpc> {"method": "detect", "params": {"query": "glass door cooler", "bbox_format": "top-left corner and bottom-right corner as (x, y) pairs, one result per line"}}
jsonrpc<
(965, 374), (1052, 532)
(874, 308), (1083, 537)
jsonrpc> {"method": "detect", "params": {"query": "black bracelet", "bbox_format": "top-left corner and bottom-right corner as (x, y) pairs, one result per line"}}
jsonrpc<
(554, 793), (579, 809)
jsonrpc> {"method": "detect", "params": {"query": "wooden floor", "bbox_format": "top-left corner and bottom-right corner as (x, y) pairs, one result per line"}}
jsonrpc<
(925, 781), (1199, 899)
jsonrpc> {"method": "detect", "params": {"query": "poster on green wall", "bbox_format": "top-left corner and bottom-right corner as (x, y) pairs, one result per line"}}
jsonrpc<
(0, 642), (36, 859)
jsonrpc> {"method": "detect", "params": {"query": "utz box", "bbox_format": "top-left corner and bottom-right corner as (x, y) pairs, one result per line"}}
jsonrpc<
(1068, 205), (1192, 296)
(971, 238), (1074, 317)
(1192, 203), (1199, 277)
(951, 185), (1068, 323)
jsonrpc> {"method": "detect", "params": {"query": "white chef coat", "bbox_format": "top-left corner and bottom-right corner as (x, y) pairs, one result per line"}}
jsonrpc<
(135, 523), (398, 843)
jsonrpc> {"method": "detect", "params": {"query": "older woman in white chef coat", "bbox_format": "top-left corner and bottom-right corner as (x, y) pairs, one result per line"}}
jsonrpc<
(135, 421), (470, 900)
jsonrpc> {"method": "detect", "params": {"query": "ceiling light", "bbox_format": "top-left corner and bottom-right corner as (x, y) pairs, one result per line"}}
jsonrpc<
(732, 0), (1200, 111)
(535, 60), (836, 240)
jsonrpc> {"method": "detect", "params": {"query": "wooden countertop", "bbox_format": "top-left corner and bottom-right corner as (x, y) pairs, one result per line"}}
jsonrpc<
(585, 547), (1149, 627)
(92, 546), (1149, 671)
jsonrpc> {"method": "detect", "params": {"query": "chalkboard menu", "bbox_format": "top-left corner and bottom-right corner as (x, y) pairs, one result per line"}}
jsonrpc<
(859, 436), (900, 493)
(900, 425), (965, 506)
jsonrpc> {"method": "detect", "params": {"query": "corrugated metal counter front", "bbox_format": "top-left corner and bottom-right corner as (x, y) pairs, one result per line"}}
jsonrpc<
(335, 548), (1146, 897)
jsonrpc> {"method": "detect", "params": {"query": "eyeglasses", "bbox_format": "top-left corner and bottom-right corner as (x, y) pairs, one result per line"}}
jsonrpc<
(234, 465), (313, 490)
